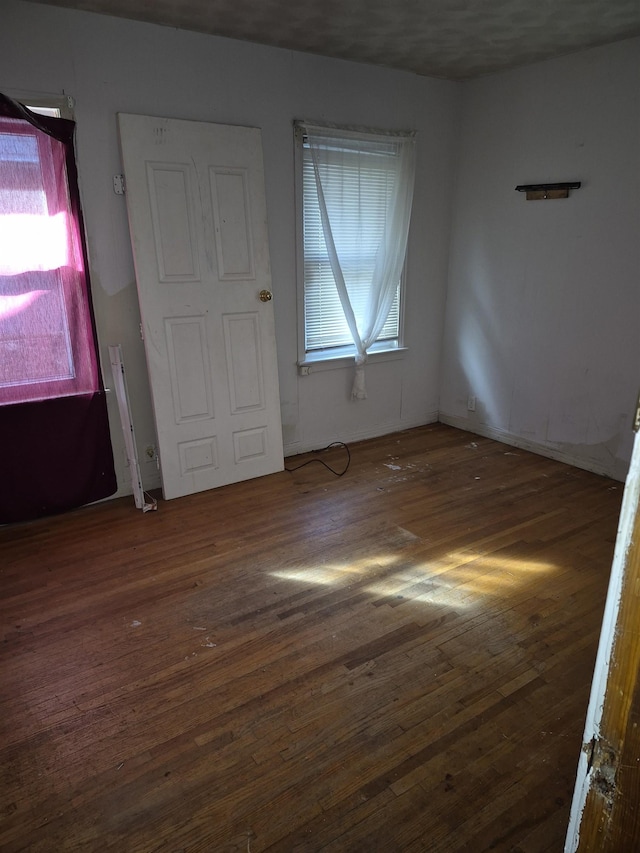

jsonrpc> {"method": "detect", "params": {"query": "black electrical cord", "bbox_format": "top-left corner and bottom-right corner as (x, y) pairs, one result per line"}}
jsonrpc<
(285, 441), (351, 477)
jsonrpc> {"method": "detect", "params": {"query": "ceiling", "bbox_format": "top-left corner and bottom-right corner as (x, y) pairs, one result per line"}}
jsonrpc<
(30, 0), (640, 80)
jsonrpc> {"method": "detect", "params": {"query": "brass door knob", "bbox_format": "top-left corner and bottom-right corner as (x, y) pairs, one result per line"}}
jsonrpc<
(259, 289), (273, 302)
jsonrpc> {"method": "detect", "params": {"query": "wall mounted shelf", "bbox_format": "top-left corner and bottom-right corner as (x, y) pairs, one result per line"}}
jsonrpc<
(515, 181), (581, 200)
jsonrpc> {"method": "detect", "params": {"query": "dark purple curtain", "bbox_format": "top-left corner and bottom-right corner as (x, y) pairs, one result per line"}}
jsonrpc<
(0, 93), (116, 523)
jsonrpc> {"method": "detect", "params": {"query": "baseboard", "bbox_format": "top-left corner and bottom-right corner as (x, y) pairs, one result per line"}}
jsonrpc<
(284, 411), (440, 458)
(438, 413), (623, 481)
(112, 409), (622, 500)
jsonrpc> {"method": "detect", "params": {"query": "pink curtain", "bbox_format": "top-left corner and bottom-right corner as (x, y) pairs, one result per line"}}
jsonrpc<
(0, 94), (116, 522)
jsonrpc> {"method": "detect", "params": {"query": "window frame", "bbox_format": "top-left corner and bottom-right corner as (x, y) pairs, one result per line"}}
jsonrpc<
(294, 122), (408, 374)
(9, 91), (74, 120)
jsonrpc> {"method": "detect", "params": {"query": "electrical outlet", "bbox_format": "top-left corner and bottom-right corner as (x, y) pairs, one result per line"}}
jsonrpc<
(467, 395), (476, 412)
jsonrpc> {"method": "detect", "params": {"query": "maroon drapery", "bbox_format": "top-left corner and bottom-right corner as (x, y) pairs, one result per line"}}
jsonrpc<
(0, 93), (116, 523)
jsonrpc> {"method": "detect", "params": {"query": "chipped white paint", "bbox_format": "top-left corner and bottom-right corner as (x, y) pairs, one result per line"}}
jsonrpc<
(130, 620), (142, 627)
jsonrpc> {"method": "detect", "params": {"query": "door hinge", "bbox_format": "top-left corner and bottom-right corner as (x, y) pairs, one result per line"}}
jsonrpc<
(139, 323), (144, 341)
(113, 174), (126, 195)
(634, 390), (640, 432)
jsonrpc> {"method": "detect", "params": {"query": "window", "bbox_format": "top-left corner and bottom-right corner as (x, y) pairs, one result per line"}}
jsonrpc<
(23, 91), (74, 121)
(296, 123), (416, 368)
(0, 91), (116, 523)
(0, 97), (99, 405)
(302, 136), (402, 353)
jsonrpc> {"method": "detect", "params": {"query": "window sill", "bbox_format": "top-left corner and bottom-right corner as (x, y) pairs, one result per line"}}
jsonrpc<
(298, 345), (407, 375)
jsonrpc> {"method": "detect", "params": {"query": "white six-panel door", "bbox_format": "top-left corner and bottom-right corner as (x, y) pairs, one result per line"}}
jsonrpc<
(118, 114), (283, 499)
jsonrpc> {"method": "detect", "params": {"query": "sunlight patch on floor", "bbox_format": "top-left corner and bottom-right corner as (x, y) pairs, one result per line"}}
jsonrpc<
(269, 548), (557, 609)
(270, 554), (400, 587)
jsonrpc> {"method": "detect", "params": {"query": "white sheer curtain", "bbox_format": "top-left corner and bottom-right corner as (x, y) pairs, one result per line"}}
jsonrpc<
(303, 123), (416, 399)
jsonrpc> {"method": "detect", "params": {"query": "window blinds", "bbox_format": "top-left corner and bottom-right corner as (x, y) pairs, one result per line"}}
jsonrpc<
(302, 132), (402, 353)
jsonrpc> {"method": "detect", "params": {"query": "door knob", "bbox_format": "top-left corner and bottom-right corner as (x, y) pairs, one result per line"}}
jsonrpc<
(259, 289), (273, 302)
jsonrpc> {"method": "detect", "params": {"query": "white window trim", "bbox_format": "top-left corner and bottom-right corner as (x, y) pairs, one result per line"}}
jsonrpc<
(6, 90), (74, 119)
(297, 343), (408, 375)
(293, 121), (408, 373)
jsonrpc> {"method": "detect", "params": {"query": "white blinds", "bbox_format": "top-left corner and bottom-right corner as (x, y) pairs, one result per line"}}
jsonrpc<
(299, 123), (416, 399)
(302, 136), (401, 352)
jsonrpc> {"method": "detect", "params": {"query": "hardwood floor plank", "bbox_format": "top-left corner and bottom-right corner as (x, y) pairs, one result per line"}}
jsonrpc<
(0, 424), (623, 851)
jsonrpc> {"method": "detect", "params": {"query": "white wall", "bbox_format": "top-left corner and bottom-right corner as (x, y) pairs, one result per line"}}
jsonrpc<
(440, 38), (640, 481)
(2, 0), (459, 496)
(4, 2), (637, 499)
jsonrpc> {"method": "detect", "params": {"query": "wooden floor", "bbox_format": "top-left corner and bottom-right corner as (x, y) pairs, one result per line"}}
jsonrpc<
(0, 424), (624, 852)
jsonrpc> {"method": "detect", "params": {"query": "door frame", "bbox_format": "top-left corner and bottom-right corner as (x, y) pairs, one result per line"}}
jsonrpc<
(565, 421), (640, 850)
